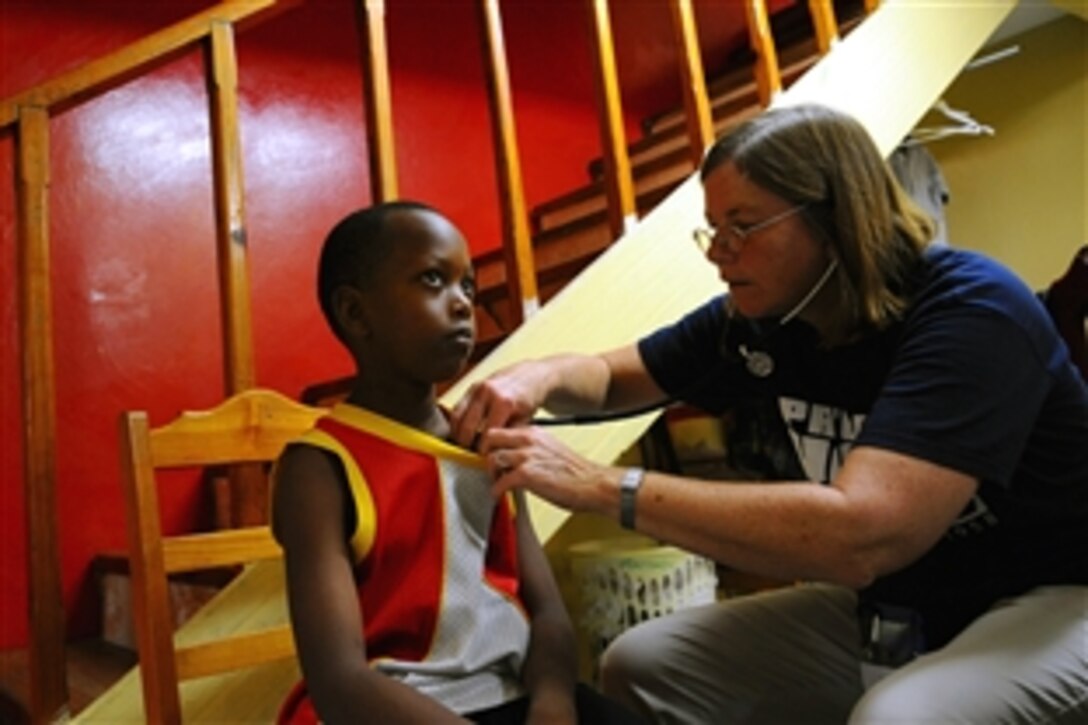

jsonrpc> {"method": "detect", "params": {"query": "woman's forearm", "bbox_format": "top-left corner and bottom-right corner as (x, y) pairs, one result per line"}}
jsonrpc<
(537, 353), (613, 413)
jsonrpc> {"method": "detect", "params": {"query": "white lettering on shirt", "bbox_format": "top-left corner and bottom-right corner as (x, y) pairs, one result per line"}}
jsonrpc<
(778, 396), (866, 483)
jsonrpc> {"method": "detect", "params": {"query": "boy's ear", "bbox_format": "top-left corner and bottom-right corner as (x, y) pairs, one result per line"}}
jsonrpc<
(332, 285), (371, 339)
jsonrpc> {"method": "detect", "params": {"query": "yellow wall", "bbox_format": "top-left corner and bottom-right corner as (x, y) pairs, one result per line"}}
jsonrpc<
(922, 15), (1086, 290)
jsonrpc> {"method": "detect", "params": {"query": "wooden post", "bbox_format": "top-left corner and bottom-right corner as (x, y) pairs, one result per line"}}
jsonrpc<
(356, 0), (398, 203)
(206, 21), (255, 396)
(478, 0), (539, 323)
(744, 0), (782, 107)
(206, 22), (265, 527)
(16, 105), (70, 723)
(864, 0), (881, 15)
(585, 0), (637, 239)
(808, 0), (840, 55)
(669, 0), (714, 168)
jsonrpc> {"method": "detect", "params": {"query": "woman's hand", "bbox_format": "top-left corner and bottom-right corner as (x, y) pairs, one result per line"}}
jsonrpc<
(450, 360), (553, 449)
(481, 426), (612, 515)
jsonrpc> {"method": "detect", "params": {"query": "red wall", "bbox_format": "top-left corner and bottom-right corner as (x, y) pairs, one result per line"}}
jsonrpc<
(0, 0), (771, 648)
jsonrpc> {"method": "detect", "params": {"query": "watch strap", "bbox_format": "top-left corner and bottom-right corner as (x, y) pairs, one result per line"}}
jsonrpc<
(619, 467), (645, 530)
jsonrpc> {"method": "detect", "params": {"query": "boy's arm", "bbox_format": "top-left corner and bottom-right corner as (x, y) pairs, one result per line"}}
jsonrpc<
(272, 445), (468, 724)
(512, 489), (579, 725)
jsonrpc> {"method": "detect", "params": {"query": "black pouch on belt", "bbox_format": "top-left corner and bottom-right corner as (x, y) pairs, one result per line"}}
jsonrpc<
(857, 601), (926, 667)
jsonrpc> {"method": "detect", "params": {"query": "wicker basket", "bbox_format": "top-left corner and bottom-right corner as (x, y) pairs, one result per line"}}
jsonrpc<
(569, 536), (717, 678)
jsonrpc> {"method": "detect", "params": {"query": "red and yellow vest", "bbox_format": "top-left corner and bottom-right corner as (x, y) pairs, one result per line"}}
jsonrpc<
(279, 404), (529, 722)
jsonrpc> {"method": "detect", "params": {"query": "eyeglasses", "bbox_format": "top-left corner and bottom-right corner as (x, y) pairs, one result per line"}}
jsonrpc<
(692, 204), (808, 255)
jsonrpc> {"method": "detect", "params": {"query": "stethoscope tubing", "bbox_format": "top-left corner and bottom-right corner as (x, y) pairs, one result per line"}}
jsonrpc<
(526, 259), (839, 427)
(529, 399), (675, 427)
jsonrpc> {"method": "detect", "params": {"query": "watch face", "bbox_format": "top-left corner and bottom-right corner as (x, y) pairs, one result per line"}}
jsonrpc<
(620, 468), (645, 490)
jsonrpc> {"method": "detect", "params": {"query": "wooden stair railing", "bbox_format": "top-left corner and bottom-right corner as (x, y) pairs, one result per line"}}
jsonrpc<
(467, 2), (869, 351)
(534, 12), (866, 235)
(641, 23), (833, 138)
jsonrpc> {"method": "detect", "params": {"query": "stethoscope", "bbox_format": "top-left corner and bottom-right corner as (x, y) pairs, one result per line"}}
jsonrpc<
(733, 257), (838, 379)
(530, 258), (839, 427)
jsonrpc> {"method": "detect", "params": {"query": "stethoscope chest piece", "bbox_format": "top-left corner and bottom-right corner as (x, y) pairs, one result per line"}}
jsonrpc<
(739, 344), (774, 378)
(728, 257), (839, 380)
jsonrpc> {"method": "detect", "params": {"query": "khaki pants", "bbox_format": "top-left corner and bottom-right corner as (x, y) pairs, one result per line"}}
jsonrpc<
(600, 583), (1087, 724)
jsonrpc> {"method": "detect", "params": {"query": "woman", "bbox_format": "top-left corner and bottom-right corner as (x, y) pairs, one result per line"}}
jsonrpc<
(451, 104), (1088, 723)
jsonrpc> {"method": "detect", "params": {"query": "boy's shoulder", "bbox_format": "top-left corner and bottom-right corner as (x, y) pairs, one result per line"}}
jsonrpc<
(315, 403), (485, 466)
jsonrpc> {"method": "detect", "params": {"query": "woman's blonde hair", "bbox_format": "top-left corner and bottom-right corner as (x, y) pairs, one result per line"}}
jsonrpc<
(701, 104), (934, 333)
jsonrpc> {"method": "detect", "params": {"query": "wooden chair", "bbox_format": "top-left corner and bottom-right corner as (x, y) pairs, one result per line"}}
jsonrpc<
(119, 388), (324, 724)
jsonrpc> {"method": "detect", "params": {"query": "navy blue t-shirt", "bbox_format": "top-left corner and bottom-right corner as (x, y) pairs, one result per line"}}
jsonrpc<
(638, 247), (1088, 648)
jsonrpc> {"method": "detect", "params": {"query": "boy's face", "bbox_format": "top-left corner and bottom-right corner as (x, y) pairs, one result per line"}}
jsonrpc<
(355, 210), (477, 385)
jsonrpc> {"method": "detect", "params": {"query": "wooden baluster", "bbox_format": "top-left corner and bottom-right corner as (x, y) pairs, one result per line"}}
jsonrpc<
(207, 21), (255, 395)
(479, 0), (539, 323)
(17, 105), (70, 723)
(669, 0), (714, 168)
(585, 0), (637, 239)
(357, 0), (398, 202)
(744, 0), (782, 107)
(808, 0), (840, 55)
(207, 21), (266, 527)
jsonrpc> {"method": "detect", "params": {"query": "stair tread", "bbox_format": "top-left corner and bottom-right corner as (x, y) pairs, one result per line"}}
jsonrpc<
(531, 12), (865, 235)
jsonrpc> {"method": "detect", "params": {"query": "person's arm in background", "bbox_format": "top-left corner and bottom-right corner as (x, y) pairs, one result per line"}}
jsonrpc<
(272, 446), (468, 724)
(511, 489), (579, 725)
(450, 344), (666, 448)
(1044, 245), (1087, 382)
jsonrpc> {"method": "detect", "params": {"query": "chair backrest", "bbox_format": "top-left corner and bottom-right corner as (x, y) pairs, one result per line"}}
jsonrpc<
(119, 388), (325, 724)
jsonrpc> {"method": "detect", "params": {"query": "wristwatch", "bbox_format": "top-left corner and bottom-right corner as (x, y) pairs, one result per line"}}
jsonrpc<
(619, 467), (645, 530)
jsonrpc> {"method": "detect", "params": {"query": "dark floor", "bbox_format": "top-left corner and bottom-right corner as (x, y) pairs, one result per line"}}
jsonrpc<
(0, 639), (135, 723)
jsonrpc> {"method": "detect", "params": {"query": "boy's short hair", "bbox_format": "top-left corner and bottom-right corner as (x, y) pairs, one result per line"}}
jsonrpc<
(317, 200), (438, 342)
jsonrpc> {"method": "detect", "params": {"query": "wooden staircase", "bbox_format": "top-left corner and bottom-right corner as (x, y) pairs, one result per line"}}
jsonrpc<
(467, 5), (865, 362)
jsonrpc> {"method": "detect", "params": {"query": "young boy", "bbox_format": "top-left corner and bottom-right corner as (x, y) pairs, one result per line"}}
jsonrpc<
(272, 202), (640, 724)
